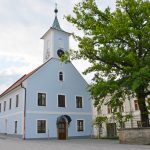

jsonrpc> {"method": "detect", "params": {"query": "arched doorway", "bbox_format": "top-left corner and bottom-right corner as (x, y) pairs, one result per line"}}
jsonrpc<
(57, 115), (72, 140)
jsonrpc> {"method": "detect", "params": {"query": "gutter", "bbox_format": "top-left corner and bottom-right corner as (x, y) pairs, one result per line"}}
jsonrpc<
(21, 83), (27, 140)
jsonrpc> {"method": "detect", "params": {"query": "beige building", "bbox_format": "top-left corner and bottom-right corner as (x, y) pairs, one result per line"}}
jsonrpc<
(93, 95), (150, 138)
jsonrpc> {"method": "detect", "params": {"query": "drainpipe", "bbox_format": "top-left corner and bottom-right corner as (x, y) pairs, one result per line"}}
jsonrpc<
(128, 95), (133, 128)
(21, 83), (27, 140)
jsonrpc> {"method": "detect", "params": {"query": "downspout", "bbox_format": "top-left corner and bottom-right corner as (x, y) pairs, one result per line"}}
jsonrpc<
(21, 83), (27, 140)
(128, 95), (133, 128)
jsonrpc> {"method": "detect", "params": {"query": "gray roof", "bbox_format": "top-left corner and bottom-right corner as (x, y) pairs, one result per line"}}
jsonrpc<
(41, 16), (71, 39)
(52, 16), (63, 31)
(41, 9), (71, 39)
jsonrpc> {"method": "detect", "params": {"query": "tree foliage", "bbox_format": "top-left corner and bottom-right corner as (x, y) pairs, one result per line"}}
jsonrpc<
(94, 116), (108, 128)
(113, 112), (132, 128)
(66, 0), (150, 126)
(93, 116), (107, 138)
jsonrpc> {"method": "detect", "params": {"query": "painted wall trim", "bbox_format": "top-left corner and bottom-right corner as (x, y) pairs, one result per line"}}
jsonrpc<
(0, 111), (23, 118)
(26, 111), (91, 115)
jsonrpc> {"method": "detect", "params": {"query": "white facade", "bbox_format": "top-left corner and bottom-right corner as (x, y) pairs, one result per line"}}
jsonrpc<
(42, 28), (70, 63)
(0, 87), (25, 136)
(93, 96), (150, 138)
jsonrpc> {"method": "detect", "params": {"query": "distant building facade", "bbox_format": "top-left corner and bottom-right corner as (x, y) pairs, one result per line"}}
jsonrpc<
(93, 96), (150, 138)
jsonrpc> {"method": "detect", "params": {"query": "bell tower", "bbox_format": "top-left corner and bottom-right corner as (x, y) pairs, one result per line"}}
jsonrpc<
(41, 4), (71, 63)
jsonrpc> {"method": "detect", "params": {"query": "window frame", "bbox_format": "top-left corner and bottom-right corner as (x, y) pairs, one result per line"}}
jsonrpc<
(9, 98), (12, 110)
(58, 94), (66, 108)
(59, 71), (64, 81)
(38, 93), (46, 106)
(14, 121), (18, 134)
(16, 95), (19, 108)
(77, 120), (84, 132)
(134, 100), (139, 111)
(37, 120), (47, 134)
(76, 96), (83, 108)
(4, 101), (6, 112)
(119, 104), (124, 112)
(58, 38), (64, 48)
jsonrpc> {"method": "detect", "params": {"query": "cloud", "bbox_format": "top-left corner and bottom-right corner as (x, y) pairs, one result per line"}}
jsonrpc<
(0, 0), (116, 94)
(0, 54), (41, 94)
(0, 72), (21, 94)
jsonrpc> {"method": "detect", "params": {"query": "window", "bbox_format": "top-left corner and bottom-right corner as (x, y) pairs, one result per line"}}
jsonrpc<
(134, 100), (139, 111)
(77, 120), (84, 131)
(0, 103), (1, 113)
(9, 98), (12, 110)
(76, 96), (83, 108)
(4, 101), (6, 111)
(59, 72), (63, 81)
(107, 105), (112, 114)
(15, 121), (17, 133)
(37, 120), (46, 133)
(47, 40), (50, 49)
(58, 38), (64, 48)
(119, 104), (124, 112)
(38, 93), (46, 106)
(45, 50), (50, 60)
(58, 95), (65, 107)
(16, 95), (19, 107)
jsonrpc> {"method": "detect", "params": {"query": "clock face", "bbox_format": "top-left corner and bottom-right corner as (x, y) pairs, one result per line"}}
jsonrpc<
(57, 49), (64, 57)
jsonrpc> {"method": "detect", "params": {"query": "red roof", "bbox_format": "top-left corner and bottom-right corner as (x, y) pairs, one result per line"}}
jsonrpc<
(0, 63), (44, 98)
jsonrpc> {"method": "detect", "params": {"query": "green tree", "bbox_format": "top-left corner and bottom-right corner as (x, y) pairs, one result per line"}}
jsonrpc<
(93, 116), (107, 138)
(113, 112), (132, 128)
(66, 0), (150, 127)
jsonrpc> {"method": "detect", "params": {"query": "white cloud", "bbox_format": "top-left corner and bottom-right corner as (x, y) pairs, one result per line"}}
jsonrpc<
(0, 73), (21, 94)
(0, 84), (10, 95)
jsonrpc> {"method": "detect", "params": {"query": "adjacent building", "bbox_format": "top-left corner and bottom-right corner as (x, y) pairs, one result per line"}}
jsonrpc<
(93, 96), (150, 138)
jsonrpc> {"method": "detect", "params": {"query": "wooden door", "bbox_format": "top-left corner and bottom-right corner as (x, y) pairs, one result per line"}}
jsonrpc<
(106, 123), (117, 138)
(57, 120), (67, 140)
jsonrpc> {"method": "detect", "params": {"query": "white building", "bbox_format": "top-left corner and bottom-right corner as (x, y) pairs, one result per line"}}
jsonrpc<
(0, 7), (92, 140)
(93, 96), (150, 138)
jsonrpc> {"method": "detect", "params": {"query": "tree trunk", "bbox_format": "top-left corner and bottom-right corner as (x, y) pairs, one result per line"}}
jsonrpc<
(137, 87), (149, 127)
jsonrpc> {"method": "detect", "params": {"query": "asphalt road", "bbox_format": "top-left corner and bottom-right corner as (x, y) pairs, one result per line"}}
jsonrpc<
(0, 137), (149, 150)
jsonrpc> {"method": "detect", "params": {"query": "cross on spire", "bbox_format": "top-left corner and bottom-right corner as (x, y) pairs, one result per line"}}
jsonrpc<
(51, 3), (65, 32)
(54, 3), (58, 16)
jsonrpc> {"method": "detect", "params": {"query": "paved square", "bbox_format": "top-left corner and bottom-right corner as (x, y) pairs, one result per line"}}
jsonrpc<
(0, 137), (149, 150)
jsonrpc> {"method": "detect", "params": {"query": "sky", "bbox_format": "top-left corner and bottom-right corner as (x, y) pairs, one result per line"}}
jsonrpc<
(0, 0), (116, 94)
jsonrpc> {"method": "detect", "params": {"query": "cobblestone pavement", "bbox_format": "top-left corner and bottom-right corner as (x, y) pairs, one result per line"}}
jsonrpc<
(0, 137), (149, 150)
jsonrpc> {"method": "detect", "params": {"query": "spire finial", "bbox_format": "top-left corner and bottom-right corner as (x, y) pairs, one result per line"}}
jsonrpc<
(54, 3), (58, 16)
